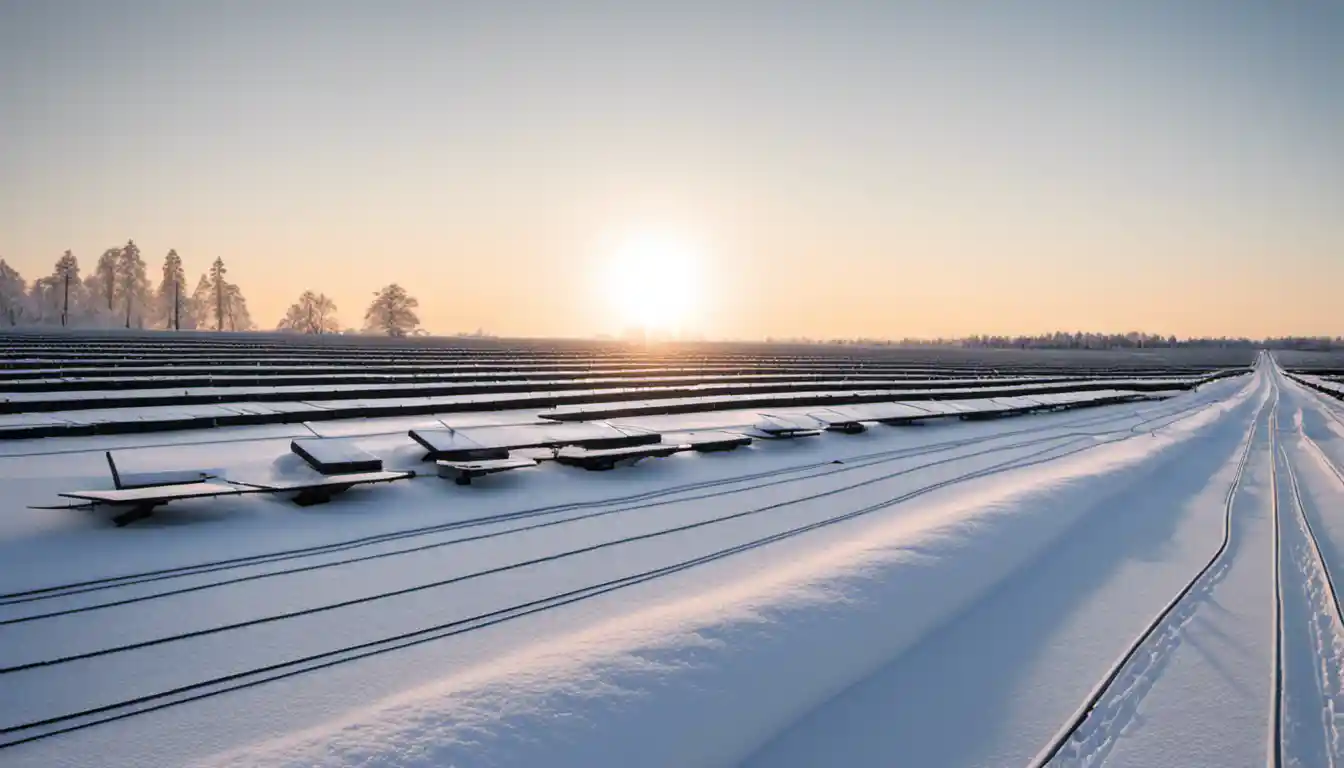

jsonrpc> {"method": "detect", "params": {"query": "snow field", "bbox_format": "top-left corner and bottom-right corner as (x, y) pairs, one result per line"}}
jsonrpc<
(751, 368), (1269, 768)
(1275, 432), (1344, 767)
(0, 367), (1279, 768)
(1032, 360), (1344, 768)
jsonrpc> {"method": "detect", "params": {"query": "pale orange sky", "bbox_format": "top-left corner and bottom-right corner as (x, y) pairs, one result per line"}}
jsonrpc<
(3, 2), (1342, 339)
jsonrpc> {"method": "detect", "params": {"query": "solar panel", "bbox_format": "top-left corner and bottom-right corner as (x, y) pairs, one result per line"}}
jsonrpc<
(247, 471), (412, 490)
(59, 482), (264, 525)
(554, 443), (685, 470)
(660, 430), (753, 452)
(751, 414), (825, 438)
(290, 439), (384, 474)
(235, 470), (414, 506)
(104, 451), (224, 490)
(60, 482), (249, 504)
(435, 457), (538, 485)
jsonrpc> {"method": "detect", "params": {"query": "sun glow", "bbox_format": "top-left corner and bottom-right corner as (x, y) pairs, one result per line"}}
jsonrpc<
(599, 235), (703, 335)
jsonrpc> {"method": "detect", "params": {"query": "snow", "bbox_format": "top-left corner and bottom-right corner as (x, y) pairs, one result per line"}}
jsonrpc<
(1055, 382), (1276, 767)
(1276, 433), (1344, 766)
(9, 358), (1344, 767)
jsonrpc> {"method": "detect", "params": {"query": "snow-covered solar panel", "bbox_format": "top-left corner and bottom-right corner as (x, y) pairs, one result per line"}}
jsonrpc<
(554, 443), (685, 469)
(436, 457), (538, 484)
(989, 396), (1041, 411)
(804, 409), (869, 432)
(290, 439), (384, 475)
(659, 430), (753, 452)
(751, 413), (826, 438)
(843, 402), (942, 421)
(61, 482), (248, 504)
(409, 428), (515, 460)
(410, 422), (661, 461)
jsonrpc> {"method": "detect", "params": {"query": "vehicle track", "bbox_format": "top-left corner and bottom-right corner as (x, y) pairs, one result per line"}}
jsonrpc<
(1027, 379), (1269, 767)
(1277, 433), (1344, 765)
(0, 391), (1232, 623)
(1273, 360), (1344, 765)
(0, 387), (1220, 610)
(1270, 389), (1285, 768)
(0, 407), (1207, 749)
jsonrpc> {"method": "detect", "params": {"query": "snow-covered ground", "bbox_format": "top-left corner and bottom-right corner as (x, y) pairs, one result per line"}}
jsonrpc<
(3, 355), (1343, 767)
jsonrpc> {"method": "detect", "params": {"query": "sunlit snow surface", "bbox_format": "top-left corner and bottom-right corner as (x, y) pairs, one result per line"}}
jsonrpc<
(6, 365), (1344, 767)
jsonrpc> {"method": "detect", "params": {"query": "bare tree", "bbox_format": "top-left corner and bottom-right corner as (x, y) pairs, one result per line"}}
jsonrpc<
(363, 284), (420, 337)
(278, 290), (340, 334)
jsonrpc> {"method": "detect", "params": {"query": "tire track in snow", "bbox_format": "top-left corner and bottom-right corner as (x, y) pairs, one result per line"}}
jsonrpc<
(1271, 388), (1286, 768)
(1030, 373), (1271, 767)
(1289, 429), (1344, 764)
(1274, 362), (1344, 766)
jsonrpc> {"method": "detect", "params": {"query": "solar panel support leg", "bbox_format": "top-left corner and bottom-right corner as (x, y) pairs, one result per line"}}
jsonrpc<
(112, 503), (158, 527)
(292, 484), (354, 507)
(293, 488), (332, 507)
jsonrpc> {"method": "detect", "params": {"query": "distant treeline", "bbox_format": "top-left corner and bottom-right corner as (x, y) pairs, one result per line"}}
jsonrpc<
(0, 245), (253, 332)
(3, 249), (1338, 346)
(0, 246), (424, 337)
(765, 333), (1344, 351)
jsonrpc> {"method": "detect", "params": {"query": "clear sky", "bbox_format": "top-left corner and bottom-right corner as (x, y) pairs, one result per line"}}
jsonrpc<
(2, 1), (1341, 339)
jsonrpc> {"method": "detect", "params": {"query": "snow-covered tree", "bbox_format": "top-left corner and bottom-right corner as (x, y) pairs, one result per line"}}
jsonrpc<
(363, 284), (419, 337)
(53, 250), (83, 326)
(222, 283), (254, 331)
(156, 249), (193, 329)
(115, 240), (150, 328)
(27, 275), (62, 324)
(195, 258), (253, 331)
(97, 247), (119, 312)
(207, 257), (227, 330)
(190, 273), (213, 329)
(277, 290), (340, 334)
(0, 259), (30, 326)
(28, 251), (87, 326)
(82, 247), (121, 326)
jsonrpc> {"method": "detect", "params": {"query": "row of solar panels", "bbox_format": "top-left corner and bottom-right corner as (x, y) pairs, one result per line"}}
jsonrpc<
(55, 388), (1166, 525)
(537, 389), (1159, 422)
(0, 339), (1249, 363)
(0, 379), (1203, 440)
(0, 374), (1203, 414)
(0, 369), (1100, 394)
(0, 339), (1255, 366)
(1, 353), (893, 365)
(1287, 374), (1344, 400)
(0, 356), (1242, 378)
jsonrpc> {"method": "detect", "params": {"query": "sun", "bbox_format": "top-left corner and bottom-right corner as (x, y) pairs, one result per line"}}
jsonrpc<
(599, 234), (702, 335)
